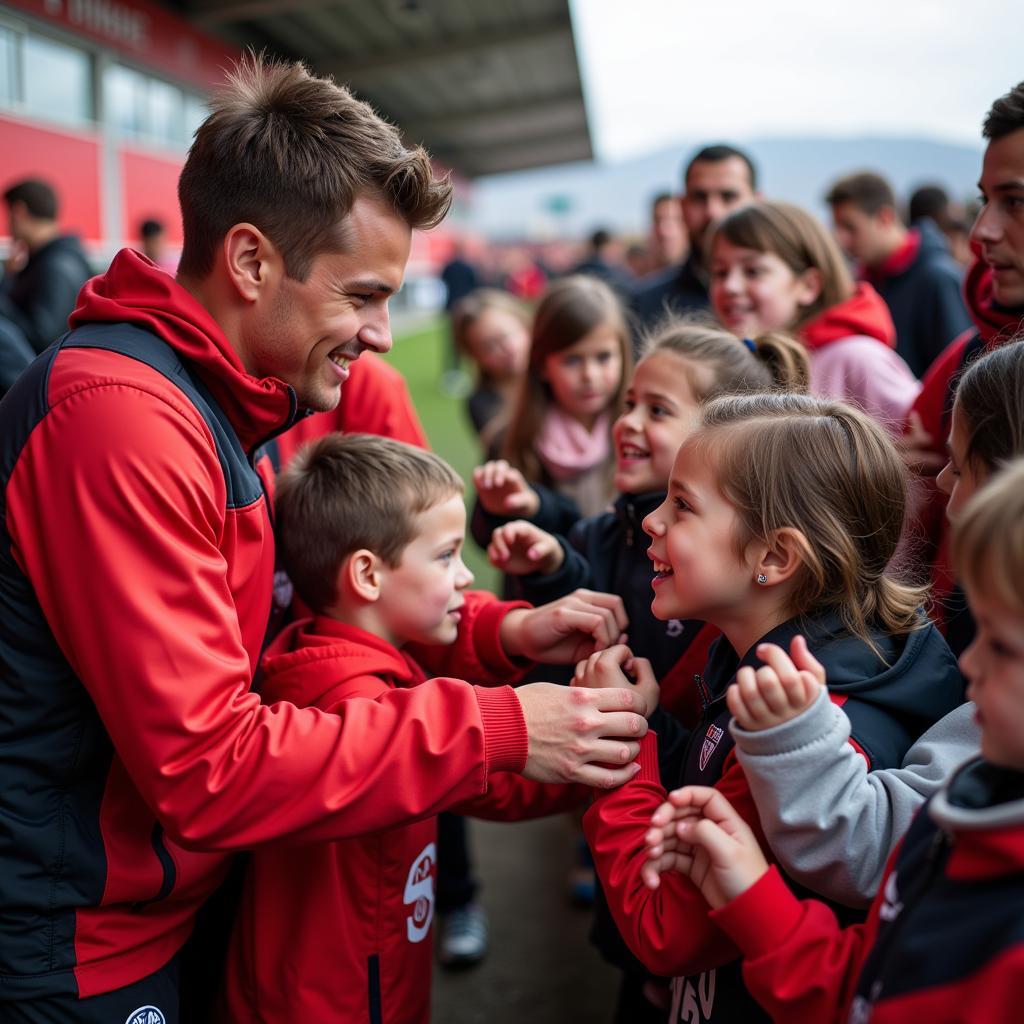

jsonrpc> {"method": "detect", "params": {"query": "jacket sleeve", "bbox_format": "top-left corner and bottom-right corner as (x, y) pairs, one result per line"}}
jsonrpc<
(709, 866), (872, 1024)
(732, 691), (977, 906)
(583, 732), (751, 978)
(451, 772), (588, 820)
(6, 382), (528, 851)
(407, 590), (532, 685)
(470, 481), (581, 552)
(516, 535), (593, 606)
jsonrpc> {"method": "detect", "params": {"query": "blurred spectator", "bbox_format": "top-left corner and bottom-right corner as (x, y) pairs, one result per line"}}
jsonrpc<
(624, 242), (651, 279)
(439, 239), (482, 395)
(0, 179), (91, 395)
(138, 218), (178, 274)
(502, 246), (547, 301)
(909, 184), (974, 268)
(647, 191), (688, 272)
(827, 171), (970, 377)
(572, 227), (632, 295)
(633, 144), (758, 329)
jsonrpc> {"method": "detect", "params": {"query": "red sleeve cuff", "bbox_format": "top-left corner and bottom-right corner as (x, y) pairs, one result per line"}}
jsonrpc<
(709, 865), (805, 960)
(636, 729), (661, 783)
(475, 684), (529, 774)
(472, 599), (533, 679)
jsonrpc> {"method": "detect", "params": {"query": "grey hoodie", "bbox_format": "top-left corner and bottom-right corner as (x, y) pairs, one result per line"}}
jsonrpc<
(732, 690), (979, 907)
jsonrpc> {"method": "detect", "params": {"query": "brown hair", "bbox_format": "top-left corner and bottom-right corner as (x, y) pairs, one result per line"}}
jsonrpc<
(275, 433), (464, 612)
(983, 82), (1024, 141)
(953, 459), (1024, 615)
(954, 336), (1024, 475)
(178, 53), (452, 281)
(710, 200), (854, 330)
(451, 288), (531, 381)
(825, 171), (897, 216)
(501, 275), (632, 483)
(694, 392), (925, 646)
(641, 315), (809, 396)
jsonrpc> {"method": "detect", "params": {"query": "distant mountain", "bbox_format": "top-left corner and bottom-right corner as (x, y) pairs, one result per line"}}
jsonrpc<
(466, 135), (983, 240)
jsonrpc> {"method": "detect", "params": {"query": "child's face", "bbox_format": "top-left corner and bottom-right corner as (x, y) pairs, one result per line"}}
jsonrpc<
(542, 324), (623, 427)
(466, 309), (530, 380)
(710, 237), (819, 337)
(642, 440), (753, 622)
(937, 402), (987, 521)
(376, 494), (474, 647)
(613, 352), (704, 494)
(960, 585), (1024, 771)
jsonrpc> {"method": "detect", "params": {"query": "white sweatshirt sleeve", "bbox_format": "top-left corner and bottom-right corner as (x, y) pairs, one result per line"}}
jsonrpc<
(731, 691), (979, 907)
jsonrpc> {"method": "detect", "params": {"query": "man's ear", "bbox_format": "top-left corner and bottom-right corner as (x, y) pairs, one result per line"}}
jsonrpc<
(752, 527), (807, 587)
(222, 222), (284, 303)
(340, 550), (383, 604)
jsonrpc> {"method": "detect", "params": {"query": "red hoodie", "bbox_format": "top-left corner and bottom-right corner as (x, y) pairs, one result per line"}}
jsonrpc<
(0, 250), (528, 999)
(906, 254), (1024, 632)
(223, 615), (586, 1023)
(797, 283), (919, 432)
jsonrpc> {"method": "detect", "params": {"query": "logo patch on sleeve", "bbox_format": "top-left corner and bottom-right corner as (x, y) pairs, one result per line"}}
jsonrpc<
(699, 724), (725, 772)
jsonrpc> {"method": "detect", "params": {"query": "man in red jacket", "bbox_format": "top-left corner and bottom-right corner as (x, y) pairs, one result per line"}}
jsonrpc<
(904, 81), (1024, 653)
(0, 55), (648, 1021)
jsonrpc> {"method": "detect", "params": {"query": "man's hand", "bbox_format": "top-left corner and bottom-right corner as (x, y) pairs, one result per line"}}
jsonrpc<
(727, 635), (826, 732)
(642, 786), (768, 907)
(487, 520), (564, 576)
(500, 590), (628, 664)
(516, 682), (648, 787)
(572, 644), (660, 718)
(473, 460), (541, 517)
(899, 410), (946, 475)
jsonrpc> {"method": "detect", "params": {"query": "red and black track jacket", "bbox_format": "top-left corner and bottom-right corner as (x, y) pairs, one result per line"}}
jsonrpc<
(584, 612), (964, 1023)
(0, 250), (528, 1000)
(223, 615), (586, 1023)
(711, 756), (1024, 1023)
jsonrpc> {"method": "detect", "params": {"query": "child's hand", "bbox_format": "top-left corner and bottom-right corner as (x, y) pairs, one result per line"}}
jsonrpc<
(727, 635), (826, 732)
(644, 786), (769, 908)
(473, 460), (541, 517)
(500, 589), (628, 664)
(572, 644), (660, 718)
(487, 521), (564, 576)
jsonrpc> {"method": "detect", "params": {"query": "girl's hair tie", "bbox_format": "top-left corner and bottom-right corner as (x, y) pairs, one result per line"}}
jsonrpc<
(743, 337), (757, 353)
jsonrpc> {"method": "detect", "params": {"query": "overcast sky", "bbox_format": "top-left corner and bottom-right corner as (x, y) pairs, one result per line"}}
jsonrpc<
(570, 0), (1023, 162)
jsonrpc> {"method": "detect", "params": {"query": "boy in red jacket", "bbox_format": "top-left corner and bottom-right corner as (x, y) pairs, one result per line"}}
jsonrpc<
(223, 433), (590, 1022)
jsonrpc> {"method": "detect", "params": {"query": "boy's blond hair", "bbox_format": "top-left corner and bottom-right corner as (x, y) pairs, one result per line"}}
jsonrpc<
(953, 459), (1024, 616)
(275, 433), (464, 612)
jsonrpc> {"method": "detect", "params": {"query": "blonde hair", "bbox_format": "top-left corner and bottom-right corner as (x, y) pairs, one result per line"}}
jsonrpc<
(275, 433), (463, 612)
(501, 275), (632, 483)
(695, 392), (925, 646)
(710, 200), (854, 330)
(641, 315), (809, 396)
(953, 459), (1024, 616)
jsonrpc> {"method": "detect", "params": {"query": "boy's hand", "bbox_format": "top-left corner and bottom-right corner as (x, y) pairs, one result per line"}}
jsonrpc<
(899, 411), (946, 475)
(500, 590), (628, 664)
(487, 520), (564, 576)
(643, 786), (768, 908)
(727, 635), (826, 732)
(572, 645), (660, 718)
(473, 460), (541, 517)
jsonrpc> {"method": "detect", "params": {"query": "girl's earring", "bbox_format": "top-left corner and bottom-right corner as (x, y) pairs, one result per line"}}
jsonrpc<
(756, 573), (768, 585)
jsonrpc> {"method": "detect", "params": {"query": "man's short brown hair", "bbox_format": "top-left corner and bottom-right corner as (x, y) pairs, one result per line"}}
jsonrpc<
(275, 433), (464, 612)
(825, 172), (896, 216)
(178, 54), (452, 281)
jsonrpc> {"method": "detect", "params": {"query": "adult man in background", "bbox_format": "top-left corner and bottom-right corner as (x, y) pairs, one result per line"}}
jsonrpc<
(632, 143), (758, 329)
(0, 56), (647, 1020)
(827, 170), (971, 377)
(0, 178), (91, 393)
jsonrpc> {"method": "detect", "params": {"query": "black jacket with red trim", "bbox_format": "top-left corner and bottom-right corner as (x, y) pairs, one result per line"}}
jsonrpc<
(711, 756), (1024, 1023)
(0, 250), (528, 1001)
(584, 610), (964, 1023)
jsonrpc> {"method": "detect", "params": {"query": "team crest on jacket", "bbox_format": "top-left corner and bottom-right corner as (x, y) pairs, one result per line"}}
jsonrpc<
(404, 842), (437, 943)
(125, 1007), (165, 1024)
(699, 724), (725, 772)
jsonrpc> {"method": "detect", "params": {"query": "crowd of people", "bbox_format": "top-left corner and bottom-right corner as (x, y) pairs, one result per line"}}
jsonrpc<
(1, 50), (1023, 1024)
